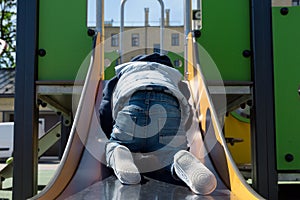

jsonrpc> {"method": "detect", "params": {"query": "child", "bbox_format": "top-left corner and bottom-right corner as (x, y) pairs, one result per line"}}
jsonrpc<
(99, 53), (217, 195)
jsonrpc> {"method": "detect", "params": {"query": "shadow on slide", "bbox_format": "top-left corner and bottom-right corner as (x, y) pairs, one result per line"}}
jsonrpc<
(30, 32), (263, 200)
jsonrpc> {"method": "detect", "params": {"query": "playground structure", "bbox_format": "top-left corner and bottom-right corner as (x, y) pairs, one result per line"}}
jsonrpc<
(28, 31), (262, 199)
(1, 0), (299, 199)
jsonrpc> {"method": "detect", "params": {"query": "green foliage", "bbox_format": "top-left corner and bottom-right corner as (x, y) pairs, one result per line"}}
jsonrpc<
(0, 0), (16, 68)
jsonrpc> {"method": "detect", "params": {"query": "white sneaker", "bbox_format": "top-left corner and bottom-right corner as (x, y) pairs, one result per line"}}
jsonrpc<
(173, 150), (217, 195)
(110, 145), (141, 184)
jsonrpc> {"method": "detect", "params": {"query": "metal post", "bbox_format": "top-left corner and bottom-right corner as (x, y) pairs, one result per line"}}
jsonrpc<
(250, 0), (278, 199)
(96, 0), (104, 34)
(96, 0), (105, 79)
(184, 0), (192, 76)
(145, 8), (149, 55)
(60, 117), (70, 159)
(196, 0), (201, 10)
(13, 0), (39, 199)
(158, 0), (164, 55)
(184, 0), (191, 37)
(120, 0), (126, 63)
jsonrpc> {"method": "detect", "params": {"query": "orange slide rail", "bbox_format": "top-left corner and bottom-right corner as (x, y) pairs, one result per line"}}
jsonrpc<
(186, 32), (263, 200)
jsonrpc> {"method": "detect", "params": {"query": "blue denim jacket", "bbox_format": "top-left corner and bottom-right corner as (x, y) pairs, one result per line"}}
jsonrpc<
(99, 54), (192, 138)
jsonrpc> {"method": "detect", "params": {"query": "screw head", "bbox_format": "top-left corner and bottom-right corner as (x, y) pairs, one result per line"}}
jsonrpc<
(87, 29), (95, 37)
(242, 50), (252, 58)
(193, 30), (201, 38)
(41, 102), (47, 108)
(65, 119), (70, 125)
(285, 153), (294, 162)
(246, 100), (253, 107)
(37, 99), (42, 105)
(38, 49), (46, 57)
(280, 7), (289, 15)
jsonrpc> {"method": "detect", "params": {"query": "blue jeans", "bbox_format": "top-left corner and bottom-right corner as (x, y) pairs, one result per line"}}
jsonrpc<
(106, 86), (188, 172)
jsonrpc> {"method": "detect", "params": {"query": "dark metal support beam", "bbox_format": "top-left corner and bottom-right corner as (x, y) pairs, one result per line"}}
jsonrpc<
(13, 0), (39, 199)
(59, 116), (71, 159)
(250, 0), (278, 199)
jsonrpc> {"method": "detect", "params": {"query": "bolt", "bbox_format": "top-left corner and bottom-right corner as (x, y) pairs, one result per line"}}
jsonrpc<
(37, 99), (42, 105)
(65, 119), (70, 125)
(285, 153), (294, 162)
(38, 49), (46, 57)
(240, 103), (246, 109)
(193, 30), (201, 38)
(242, 50), (252, 58)
(246, 100), (253, 107)
(280, 7), (289, 15)
(41, 102), (47, 108)
(87, 29), (95, 37)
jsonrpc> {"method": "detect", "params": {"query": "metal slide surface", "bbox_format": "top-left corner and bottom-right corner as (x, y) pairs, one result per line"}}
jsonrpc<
(31, 33), (263, 200)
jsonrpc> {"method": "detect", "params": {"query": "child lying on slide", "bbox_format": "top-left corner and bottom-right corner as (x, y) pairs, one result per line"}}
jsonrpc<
(99, 53), (217, 195)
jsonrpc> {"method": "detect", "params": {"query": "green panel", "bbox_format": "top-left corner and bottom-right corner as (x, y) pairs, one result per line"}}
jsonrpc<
(38, 0), (92, 81)
(167, 51), (185, 75)
(104, 51), (119, 79)
(197, 0), (251, 81)
(272, 6), (300, 170)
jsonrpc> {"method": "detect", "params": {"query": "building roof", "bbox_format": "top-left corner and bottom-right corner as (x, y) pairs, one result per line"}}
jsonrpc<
(0, 68), (15, 96)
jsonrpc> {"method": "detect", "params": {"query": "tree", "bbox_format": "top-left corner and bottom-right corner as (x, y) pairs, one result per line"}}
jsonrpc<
(0, 0), (16, 68)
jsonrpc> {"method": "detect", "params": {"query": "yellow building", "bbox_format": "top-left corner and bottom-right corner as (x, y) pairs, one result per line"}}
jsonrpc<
(272, 0), (296, 6)
(103, 8), (184, 63)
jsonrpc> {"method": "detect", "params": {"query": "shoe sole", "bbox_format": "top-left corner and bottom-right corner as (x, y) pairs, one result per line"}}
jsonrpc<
(113, 146), (141, 184)
(174, 150), (217, 195)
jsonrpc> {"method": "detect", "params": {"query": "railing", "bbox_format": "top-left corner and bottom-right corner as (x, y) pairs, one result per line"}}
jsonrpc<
(119, 0), (165, 63)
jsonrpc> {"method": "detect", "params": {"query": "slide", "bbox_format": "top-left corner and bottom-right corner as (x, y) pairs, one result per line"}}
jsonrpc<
(30, 32), (263, 200)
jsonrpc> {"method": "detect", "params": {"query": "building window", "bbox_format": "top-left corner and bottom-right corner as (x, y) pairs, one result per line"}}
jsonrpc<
(132, 33), (139, 47)
(293, 0), (300, 5)
(153, 44), (160, 53)
(111, 33), (119, 47)
(171, 33), (179, 46)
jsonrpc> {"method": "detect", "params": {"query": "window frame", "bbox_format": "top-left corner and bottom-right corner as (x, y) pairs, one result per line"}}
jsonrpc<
(111, 33), (119, 47)
(131, 33), (140, 47)
(171, 33), (180, 46)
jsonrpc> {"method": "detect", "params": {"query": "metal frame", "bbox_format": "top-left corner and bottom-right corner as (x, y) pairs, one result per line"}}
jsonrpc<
(0, 123), (62, 184)
(184, 0), (191, 37)
(183, 0), (191, 79)
(120, 0), (165, 62)
(250, 0), (278, 199)
(96, 0), (104, 33)
(13, 0), (39, 199)
(59, 116), (71, 158)
(38, 122), (62, 156)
